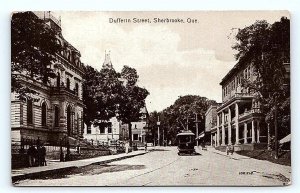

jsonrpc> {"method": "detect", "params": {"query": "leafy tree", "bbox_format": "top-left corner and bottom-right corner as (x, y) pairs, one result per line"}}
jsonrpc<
(11, 11), (63, 100)
(82, 64), (122, 130)
(82, 65), (100, 128)
(149, 95), (216, 145)
(232, 17), (290, 141)
(117, 66), (149, 147)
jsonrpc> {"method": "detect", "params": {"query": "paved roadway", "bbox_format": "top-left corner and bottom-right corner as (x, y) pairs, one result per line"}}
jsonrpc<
(15, 146), (291, 186)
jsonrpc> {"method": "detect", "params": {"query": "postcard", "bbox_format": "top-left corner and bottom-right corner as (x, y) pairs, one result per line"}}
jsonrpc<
(11, 11), (291, 186)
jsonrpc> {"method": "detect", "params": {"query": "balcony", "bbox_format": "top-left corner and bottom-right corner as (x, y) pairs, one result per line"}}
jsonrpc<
(239, 108), (262, 120)
(50, 86), (79, 99)
(224, 92), (253, 102)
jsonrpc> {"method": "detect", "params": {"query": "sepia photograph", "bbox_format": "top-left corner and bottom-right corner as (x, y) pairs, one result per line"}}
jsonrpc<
(10, 11), (291, 186)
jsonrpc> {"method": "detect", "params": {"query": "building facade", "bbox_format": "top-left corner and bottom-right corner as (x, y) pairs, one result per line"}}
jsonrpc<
(83, 117), (121, 144)
(211, 61), (267, 151)
(205, 103), (221, 147)
(11, 12), (85, 144)
(130, 107), (149, 144)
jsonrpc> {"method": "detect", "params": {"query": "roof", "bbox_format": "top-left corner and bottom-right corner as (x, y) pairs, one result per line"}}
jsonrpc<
(205, 103), (221, 116)
(140, 106), (148, 114)
(279, 134), (291, 144)
(220, 61), (247, 86)
(176, 130), (195, 136)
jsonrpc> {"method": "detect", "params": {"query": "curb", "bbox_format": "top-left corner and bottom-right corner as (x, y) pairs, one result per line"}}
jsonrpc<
(12, 152), (147, 183)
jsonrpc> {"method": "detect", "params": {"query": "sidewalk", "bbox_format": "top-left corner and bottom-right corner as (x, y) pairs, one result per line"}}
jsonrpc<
(12, 150), (147, 183)
(199, 146), (291, 182)
(197, 146), (251, 160)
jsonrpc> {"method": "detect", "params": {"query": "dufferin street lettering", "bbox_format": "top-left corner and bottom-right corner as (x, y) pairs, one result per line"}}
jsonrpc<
(109, 18), (131, 23)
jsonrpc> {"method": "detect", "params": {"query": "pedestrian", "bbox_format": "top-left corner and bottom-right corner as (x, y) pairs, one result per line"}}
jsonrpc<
(27, 145), (35, 167)
(40, 144), (47, 166)
(144, 143), (147, 152)
(37, 145), (42, 166)
(125, 141), (129, 154)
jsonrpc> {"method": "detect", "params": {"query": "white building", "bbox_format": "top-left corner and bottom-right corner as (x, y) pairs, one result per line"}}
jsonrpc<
(83, 117), (120, 144)
(131, 107), (148, 144)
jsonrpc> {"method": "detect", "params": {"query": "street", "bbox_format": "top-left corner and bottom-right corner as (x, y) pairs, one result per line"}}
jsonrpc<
(15, 146), (291, 186)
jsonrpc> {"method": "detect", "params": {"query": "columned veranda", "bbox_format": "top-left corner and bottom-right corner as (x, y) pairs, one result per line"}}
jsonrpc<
(211, 100), (264, 147)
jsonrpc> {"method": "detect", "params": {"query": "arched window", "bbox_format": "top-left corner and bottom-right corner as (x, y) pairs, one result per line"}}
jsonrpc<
(66, 78), (70, 90)
(54, 106), (59, 127)
(56, 72), (60, 87)
(27, 100), (33, 125)
(41, 102), (47, 126)
(75, 83), (79, 96)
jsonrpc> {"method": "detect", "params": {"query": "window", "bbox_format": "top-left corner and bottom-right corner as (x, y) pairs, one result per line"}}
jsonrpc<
(75, 83), (79, 96)
(56, 72), (60, 87)
(27, 100), (33, 125)
(87, 125), (91, 134)
(54, 106), (59, 127)
(107, 122), (112, 133)
(133, 134), (138, 141)
(100, 126), (105, 134)
(41, 102), (47, 126)
(66, 78), (70, 90)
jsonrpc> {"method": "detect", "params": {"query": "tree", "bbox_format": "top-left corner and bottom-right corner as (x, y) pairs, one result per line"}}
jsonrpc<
(232, 17), (290, 143)
(82, 64), (122, 130)
(117, 66), (149, 147)
(11, 11), (63, 100)
(82, 65), (100, 128)
(149, 95), (216, 145)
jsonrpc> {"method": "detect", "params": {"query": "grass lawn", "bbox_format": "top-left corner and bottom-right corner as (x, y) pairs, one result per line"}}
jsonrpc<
(236, 149), (291, 166)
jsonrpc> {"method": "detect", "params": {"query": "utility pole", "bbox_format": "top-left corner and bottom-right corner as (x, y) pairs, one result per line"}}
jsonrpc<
(186, 116), (189, 131)
(162, 127), (165, 146)
(195, 113), (199, 147)
(267, 123), (270, 150)
(157, 116), (160, 146)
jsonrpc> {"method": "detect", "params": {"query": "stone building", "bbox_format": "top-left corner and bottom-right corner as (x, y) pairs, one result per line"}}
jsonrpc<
(11, 12), (85, 144)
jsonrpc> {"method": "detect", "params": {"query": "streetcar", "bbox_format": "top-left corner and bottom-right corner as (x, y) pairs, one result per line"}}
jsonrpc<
(176, 130), (196, 155)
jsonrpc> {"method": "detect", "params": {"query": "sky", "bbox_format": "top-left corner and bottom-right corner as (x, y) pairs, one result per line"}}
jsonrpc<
(53, 11), (289, 113)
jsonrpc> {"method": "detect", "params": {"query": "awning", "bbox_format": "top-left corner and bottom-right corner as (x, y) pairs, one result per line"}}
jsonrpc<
(279, 134), (291, 144)
(196, 132), (205, 140)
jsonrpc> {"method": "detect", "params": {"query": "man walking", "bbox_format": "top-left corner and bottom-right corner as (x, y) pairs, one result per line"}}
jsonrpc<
(27, 145), (35, 167)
